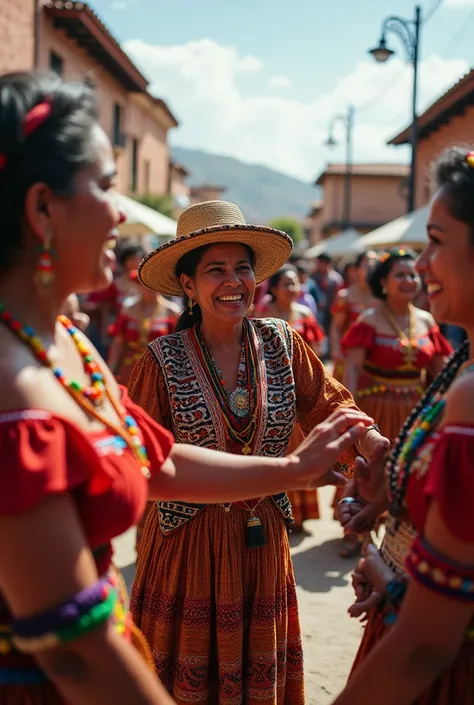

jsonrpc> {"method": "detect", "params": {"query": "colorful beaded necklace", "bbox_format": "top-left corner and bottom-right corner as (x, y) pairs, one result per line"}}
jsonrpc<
(0, 304), (106, 407)
(388, 394), (445, 507)
(0, 306), (150, 479)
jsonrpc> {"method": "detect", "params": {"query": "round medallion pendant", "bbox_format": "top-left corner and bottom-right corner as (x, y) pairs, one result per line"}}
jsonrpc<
(229, 388), (250, 417)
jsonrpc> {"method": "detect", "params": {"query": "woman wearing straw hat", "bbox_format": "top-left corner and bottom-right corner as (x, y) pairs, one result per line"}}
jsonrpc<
(128, 200), (388, 705)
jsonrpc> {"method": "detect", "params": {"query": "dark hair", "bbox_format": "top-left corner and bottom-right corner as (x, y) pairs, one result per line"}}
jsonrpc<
(355, 251), (369, 268)
(268, 264), (298, 301)
(317, 253), (332, 264)
(117, 243), (145, 269)
(368, 248), (416, 300)
(174, 242), (255, 332)
(432, 146), (474, 242)
(389, 339), (469, 522)
(0, 71), (98, 272)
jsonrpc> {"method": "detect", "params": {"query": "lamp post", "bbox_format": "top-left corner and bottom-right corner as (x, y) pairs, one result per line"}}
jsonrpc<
(325, 105), (354, 231)
(369, 5), (421, 213)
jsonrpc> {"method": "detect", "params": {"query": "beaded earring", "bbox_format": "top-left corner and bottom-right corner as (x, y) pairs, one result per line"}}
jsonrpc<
(34, 230), (55, 291)
(188, 298), (195, 316)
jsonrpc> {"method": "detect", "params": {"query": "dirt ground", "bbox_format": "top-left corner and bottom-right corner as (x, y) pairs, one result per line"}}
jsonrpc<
(113, 485), (364, 705)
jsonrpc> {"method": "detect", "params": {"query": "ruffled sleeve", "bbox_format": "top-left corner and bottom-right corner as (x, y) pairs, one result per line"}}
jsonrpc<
(303, 317), (325, 344)
(0, 412), (99, 514)
(428, 325), (453, 357)
(128, 350), (173, 432)
(108, 312), (128, 338)
(331, 289), (348, 316)
(341, 320), (376, 353)
(291, 329), (358, 474)
(423, 425), (474, 542)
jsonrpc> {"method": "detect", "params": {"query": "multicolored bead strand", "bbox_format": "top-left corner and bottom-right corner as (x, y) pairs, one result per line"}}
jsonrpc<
(389, 396), (445, 501)
(0, 304), (105, 407)
(58, 315), (105, 406)
(0, 305), (150, 479)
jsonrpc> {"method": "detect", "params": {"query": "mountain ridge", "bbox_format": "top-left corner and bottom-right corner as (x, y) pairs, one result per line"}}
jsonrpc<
(171, 146), (320, 224)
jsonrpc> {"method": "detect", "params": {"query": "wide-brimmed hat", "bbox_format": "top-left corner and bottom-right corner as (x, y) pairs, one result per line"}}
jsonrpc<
(138, 200), (293, 296)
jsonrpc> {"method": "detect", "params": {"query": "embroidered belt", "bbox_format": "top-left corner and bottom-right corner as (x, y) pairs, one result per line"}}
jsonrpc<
(157, 492), (294, 535)
(363, 362), (422, 382)
(379, 516), (417, 577)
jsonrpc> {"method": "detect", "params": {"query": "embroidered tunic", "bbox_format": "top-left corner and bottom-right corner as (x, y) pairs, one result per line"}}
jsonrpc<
(129, 317), (359, 705)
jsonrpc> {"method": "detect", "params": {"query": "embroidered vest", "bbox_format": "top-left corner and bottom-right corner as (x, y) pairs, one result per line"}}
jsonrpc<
(148, 317), (296, 534)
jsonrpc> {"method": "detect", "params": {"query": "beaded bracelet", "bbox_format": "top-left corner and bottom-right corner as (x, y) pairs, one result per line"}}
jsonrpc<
(11, 578), (117, 653)
(407, 535), (474, 603)
(382, 577), (407, 625)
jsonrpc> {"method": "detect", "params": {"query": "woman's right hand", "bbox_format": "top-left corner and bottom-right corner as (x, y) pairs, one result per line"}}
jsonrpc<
(348, 544), (395, 620)
(338, 479), (388, 534)
(289, 408), (374, 488)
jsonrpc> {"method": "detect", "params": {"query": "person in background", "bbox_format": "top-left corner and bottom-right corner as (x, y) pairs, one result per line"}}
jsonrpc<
(60, 293), (90, 332)
(330, 251), (378, 382)
(256, 264), (325, 357)
(81, 243), (145, 356)
(107, 271), (180, 386)
(294, 258), (325, 318)
(342, 249), (451, 441)
(311, 252), (344, 336)
(255, 263), (326, 534)
(343, 260), (358, 287)
(329, 249), (378, 557)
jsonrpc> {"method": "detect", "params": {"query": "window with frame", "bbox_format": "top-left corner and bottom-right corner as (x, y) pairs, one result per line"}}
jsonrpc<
(49, 51), (64, 76)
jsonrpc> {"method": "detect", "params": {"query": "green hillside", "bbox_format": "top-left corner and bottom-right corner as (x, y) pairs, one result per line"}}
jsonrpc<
(171, 146), (320, 224)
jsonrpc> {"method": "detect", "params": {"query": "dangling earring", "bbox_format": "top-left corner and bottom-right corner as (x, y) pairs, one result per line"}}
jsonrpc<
(34, 230), (55, 291)
(382, 286), (387, 296)
(188, 298), (194, 316)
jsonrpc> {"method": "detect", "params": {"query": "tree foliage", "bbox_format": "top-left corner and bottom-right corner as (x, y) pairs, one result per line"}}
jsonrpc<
(268, 216), (304, 244)
(134, 193), (176, 219)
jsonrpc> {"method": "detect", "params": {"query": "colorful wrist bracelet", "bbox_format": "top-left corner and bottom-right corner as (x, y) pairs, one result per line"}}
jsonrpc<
(11, 577), (117, 653)
(382, 577), (407, 625)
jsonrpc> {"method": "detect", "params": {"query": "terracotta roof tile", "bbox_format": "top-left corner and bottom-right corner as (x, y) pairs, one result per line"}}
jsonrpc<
(315, 163), (409, 185)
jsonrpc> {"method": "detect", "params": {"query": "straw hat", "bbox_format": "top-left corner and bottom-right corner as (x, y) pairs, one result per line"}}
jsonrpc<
(138, 200), (293, 296)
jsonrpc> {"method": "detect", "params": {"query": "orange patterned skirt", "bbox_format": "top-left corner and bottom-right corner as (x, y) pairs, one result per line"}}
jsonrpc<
(355, 370), (424, 441)
(131, 500), (305, 705)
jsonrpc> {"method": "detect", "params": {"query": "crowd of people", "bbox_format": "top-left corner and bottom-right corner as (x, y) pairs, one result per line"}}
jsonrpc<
(1, 69), (473, 705)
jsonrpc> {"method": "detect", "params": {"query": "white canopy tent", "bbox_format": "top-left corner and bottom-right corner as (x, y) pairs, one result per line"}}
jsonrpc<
(114, 192), (177, 240)
(304, 227), (361, 259)
(352, 205), (430, 252)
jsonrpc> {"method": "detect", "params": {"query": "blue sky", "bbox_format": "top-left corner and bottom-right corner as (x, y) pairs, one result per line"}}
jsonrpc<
(91, 0), (474, 181)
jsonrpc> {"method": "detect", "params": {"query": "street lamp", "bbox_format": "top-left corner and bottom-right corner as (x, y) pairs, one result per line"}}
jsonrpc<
(324, 105), (354, 231)
(369, 5), (422, 213)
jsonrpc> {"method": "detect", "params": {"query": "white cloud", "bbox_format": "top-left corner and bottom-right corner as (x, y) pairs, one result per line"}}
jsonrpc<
(444, 0), (474, 6)
(124, 38), (468, 181)
(269, 75), (292, 88)
(111, 0), (138, 9)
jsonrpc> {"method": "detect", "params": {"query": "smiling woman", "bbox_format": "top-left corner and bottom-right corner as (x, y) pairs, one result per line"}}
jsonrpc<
(128, 199), (388, 705)
(331, 148), (474, 705)
(341, 249), (452, 442)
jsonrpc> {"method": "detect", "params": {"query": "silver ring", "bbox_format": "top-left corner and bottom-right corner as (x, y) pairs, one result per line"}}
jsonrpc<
(338, 497), (358, 506)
